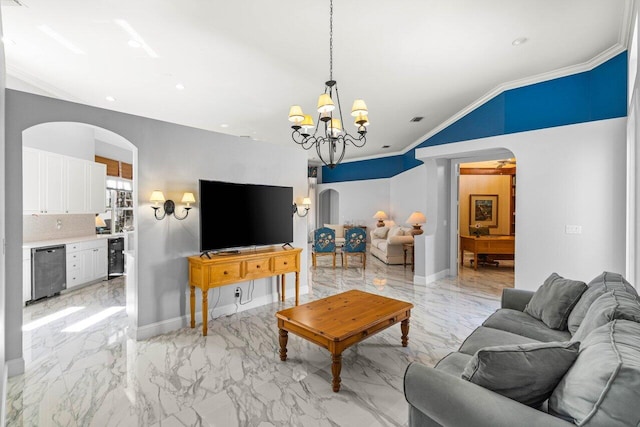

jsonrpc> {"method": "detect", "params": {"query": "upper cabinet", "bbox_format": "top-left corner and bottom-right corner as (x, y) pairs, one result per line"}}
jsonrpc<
(95, 155), (133, 179)
(23, 147), (107, 215)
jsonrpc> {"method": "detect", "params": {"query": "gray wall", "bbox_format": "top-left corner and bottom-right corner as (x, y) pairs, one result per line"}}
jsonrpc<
(0, 11), (6, 422)
(5, 90), (309, 370)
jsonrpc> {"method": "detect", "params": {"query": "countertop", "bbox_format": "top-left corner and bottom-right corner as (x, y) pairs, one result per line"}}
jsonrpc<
(23, 232), (130, 249)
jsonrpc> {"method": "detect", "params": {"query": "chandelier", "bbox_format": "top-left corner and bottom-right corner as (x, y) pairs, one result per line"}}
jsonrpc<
(287, 0), (369, 169)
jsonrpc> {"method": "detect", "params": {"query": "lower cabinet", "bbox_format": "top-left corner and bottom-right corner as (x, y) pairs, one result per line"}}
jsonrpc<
(66, 239), (108, 289)
(23, 249), (31, 305)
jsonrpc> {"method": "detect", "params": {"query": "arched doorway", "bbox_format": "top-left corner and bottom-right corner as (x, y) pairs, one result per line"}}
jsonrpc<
(21, 122), (138, 347)
(318, 188), (340, 226)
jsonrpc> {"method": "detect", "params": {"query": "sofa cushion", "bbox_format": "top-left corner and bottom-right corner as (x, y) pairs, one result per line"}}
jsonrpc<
(571, 290), (640, 344)
(459, 325), (542, 355)
(524, 273), (587, 330)
(324, 223), (344, 238)
(433, 352), (473, 376)
(549, 320), (640, 427)
(482, 309), (572, 343)
(567, 271), (638, 335)
(461, 341), (579, 408)
(371, 226), (389, 239)
(388, 225), (404, 237)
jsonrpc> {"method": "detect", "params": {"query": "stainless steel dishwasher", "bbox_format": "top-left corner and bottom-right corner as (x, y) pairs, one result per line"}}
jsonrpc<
(31, 245), (66, 301)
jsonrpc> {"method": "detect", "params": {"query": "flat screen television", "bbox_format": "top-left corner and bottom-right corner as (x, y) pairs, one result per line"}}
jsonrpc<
(199, 179), (294, 253)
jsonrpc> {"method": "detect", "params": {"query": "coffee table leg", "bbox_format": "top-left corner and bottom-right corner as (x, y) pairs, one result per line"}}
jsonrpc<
(331, 353), (342, 392)
(401, 318), (410, 347)
(279, 329), (288, 361)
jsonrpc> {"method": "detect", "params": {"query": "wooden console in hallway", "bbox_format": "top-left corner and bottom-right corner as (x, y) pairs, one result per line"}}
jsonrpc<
(460, 235), (515, 270)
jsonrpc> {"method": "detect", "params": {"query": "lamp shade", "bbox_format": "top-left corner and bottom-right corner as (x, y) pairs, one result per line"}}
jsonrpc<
(150, 191), (165, 204)
(288, 105), (304, 123)
(181, 192), (196, 206)
(301, 114), (315, 131)
(406, 211), (426, 225)
(373, 210), (388, 220)
(317, 93), (335, 113)
(95, 215), (106, 228)
(302, 197), (311, 206)
(354, 114), (370, 126)
(351, 99), (368, 117)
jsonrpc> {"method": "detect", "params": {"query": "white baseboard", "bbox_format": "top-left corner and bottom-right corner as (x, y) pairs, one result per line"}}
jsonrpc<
(414, 269), (450, 285)
(1, 362), (7, 427)
(133, 286), (310, 341)
(6, 357), (24, 377)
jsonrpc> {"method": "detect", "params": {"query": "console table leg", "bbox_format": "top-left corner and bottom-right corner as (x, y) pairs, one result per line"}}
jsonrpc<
(190, 286), (196, 329)
(279, 329), (288, 361)
(331, 353), (342, 392)
(295, 272), (299, 306)
(202, 290), (208, 336)
(281, 274), (286, 302)
(401, 318), (410, 347)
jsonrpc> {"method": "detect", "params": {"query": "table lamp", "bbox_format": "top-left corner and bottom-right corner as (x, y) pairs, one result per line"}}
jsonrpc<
(373, 210), (388, 227)
(406, 211), (426, 236)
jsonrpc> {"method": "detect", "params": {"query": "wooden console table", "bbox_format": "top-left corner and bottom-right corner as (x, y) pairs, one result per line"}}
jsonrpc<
(460, 235), (515, 270)
(188, 246), (302, 336)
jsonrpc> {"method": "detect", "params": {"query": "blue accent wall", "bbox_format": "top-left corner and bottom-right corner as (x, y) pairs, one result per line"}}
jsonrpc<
(322, 52), (627, 183)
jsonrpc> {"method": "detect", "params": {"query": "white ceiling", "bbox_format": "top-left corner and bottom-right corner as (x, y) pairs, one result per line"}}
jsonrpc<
(1, 0), (633, 165)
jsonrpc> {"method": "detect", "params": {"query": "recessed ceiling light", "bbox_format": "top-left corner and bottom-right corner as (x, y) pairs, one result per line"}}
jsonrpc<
(410, 117), (424, 122)
(106, 96), (116, 102)
(37, 24), (85, 54)
(512, 37), (528, 46)
(220, 124), (229, 128)
(175, 83), (185, 90)
(382, 145), (391, 149)
(127, 39), (141, 48)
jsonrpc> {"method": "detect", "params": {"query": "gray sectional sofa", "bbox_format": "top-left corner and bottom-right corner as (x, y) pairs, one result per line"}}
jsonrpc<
(403, 272), (640, 427)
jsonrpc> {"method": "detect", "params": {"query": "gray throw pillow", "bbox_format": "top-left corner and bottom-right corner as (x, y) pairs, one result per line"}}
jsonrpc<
(571, 290), (640, 344)
(461, 341), (580, 408)
(550, 320), (640, 427)
(524, 273), (587, 330)
(567, 271), (637, 334)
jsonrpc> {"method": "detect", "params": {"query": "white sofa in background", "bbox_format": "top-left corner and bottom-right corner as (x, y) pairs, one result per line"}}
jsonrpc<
(324, 224), (346, 247)
(369, 225), (414, 265)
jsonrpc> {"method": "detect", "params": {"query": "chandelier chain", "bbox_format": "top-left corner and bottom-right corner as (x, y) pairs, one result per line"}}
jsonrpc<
(329, 0), (333, 81)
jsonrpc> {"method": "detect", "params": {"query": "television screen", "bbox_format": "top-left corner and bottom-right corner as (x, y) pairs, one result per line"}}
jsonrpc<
(199, 180), (294, 253)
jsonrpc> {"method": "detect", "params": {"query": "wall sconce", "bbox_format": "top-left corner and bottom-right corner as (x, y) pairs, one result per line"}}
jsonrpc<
(406, 211), (427, 236)
(373, 210), (388, 227)
(150, 190), (196, 220)
(292, 197), (311, 217)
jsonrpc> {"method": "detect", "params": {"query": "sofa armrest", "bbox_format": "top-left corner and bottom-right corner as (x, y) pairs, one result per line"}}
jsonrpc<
(501, 288), (535, 311)
(403, 363), (571, 427)
(387, 235), (414, 245)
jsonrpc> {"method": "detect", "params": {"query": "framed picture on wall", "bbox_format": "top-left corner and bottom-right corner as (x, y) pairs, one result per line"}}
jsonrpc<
(470, 194), (498, 228)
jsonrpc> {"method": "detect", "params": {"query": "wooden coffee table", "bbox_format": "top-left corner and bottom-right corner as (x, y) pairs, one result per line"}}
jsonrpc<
(275, 289), (413, 392)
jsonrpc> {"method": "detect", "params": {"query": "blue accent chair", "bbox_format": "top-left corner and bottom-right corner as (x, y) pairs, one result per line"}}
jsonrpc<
(312, 227), (337, 268)
(342, 227), (367, 269)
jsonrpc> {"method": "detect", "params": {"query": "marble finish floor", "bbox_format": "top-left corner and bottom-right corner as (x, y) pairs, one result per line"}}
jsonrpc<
(6, 251), (513, 426)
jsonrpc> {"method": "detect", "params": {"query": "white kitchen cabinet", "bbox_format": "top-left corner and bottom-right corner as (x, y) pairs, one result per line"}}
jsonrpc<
(23, 148), (64, 214)
(88, 162), (107, 213)
(66, 239), (107, 289)
(23, 148), (107, 215)
(65, 157), (88, 213)
(23, 249), (31, 304)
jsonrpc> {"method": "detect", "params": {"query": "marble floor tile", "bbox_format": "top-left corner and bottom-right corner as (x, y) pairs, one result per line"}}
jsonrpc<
(6, 249), (514, 426)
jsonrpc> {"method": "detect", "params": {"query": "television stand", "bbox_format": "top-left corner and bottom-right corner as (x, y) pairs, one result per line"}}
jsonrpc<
(216, 249), (241, 255)
(188, 246), (302, 336)
(282, 242), (294, 249)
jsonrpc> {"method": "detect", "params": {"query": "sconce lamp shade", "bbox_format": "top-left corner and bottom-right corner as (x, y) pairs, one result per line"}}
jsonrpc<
(302, 197), (312, 206)
(317, 93), (335, 113)
(288, 105), (304, 123)
(351, 99), (368, 117)
(150, 190), (165, 204)
(406, 211), (427, 236)
(373, 210), (388, 227)
(181, 192), (196, 206)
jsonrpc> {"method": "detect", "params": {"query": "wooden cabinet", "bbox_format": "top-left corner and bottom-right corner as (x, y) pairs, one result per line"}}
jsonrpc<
(95, 155), (133, 179)
(23, 148), (107, 215)
(188, 247), (302, 336)
(66, 239), (107, 289)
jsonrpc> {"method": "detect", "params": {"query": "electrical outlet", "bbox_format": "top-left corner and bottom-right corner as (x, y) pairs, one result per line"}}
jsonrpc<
(234, 287), (241, 298)
(565, 225), (582, 234)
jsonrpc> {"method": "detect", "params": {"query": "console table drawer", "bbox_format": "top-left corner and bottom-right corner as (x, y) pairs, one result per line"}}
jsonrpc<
(245, 257), (272, 277)
(208, 263), (243, 283)
(273, 254), (297, 273)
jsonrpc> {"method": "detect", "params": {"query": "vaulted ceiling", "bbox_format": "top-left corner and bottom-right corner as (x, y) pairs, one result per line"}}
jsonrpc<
(1, 0), (632, 164)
